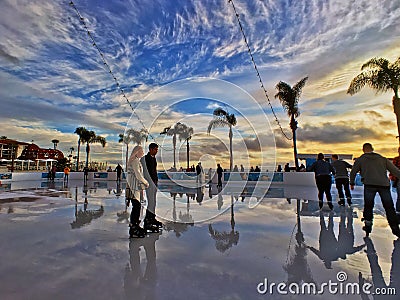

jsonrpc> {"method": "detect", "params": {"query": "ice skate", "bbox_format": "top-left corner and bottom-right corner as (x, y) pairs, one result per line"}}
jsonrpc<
(144, 219), (160, 233)
(129, 223), (146, 238)
(361, 218), (372, 237)
(152, 218), (163, 228)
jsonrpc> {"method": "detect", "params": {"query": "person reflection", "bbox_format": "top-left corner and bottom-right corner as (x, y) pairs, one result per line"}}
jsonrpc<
(284, 199), (314, 285)
(217, 192), (223, 210)
(308, 209), (364, 269)
(209, 196), (239, 253)
(308, 211), (338, 269)
(359, 237), (400, 300)
(113, 181), (122, 198)
(124, 232), (161, 300)
(337, 207), (365, 259)
(196, 186), (204, 205)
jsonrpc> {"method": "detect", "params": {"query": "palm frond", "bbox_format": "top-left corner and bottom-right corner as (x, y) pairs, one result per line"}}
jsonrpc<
(207, 119), (229, 134)
(361, 57), (389, 71)
(213, 108), (228, 117)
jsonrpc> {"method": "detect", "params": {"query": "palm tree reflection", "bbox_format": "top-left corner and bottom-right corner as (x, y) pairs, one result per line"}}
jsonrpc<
(70, 187), (104, 229)
(209, 196), (239, 253)
(284, 199), (314, 285)
(163, 192), (194, 238)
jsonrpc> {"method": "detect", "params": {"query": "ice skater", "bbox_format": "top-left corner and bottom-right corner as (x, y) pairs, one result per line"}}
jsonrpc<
(350, 143), (400, 237)
(307, 153), (335, 210)
(126, 145), (149, 238)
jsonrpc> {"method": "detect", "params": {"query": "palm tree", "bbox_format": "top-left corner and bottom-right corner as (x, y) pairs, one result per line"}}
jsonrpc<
(207, 108), (237, 171)
(74, 127), (87, 171)
(178, 123), (194, 170)
(80, 130), (106, 168)
(119, 129), (147, 168)
(208, 196), (239, 253)
(347, 57), (400, 142)
(160, 122), (186, 170)
(275, 77), (308, 171)
(51, 139), (59, 150)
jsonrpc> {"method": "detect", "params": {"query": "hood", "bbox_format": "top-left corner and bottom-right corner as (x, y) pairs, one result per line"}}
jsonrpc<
(362, 152), (383, 160)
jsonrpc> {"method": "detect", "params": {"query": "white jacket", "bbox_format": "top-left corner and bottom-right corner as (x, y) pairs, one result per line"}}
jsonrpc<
(127, 156), (149, 200)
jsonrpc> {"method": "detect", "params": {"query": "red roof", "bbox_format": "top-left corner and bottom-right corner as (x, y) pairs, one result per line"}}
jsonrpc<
(18, 144), (64, 160)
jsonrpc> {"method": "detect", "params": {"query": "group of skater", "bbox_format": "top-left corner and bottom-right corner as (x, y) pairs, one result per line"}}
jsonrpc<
(308, 142), (400, 238)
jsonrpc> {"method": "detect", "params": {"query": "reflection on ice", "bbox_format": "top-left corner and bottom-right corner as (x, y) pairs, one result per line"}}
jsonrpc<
(0, 180), (399, 299)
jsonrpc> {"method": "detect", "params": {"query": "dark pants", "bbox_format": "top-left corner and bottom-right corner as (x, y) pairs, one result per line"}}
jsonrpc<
(335, 178), (351, 200)
(130, 198), (141, 225)
(363, 185), (399, 228)
(217, 175), (222, 187)
(316, 175), (332, 202)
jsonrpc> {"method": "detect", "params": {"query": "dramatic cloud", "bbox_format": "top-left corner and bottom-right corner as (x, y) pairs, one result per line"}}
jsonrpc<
(0, 0), (399, 165)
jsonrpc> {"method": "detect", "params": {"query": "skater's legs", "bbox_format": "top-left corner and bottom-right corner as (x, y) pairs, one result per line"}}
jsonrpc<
(335, 178), (345, 200)
(130, 198), (141, 225)
(378, 188), (400, 236)
(363, 186), (376, 223)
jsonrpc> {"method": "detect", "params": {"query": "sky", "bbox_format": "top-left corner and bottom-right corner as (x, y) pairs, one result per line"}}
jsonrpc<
(0, 0), (399, 170)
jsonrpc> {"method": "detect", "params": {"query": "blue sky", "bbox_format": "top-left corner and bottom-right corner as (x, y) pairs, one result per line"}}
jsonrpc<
(0, 0), (399, 169)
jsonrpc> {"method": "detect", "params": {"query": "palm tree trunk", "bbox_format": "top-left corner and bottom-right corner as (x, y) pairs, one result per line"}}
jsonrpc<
(76, 139), (81, 171)
(125, 144), (129, 170)
(85, 143), (90, 168)
(186, 139), (190, 170)
(393, 96), (400, 145)
(292, 129), (299, 170)
(291, 116), (299, 171)
(229, 126), (233, 171)
(173, 133), (176, 169)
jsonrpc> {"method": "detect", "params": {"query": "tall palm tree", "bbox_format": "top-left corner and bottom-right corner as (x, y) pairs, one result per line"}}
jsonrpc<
(160, 122), (186, 170)
(80, 130), (106, 168)
(74, 127), (87, 171)
(275, 76), (308, 171)
(347, 57), (400, 142)
(119, 129), (147, 168)
(178, 123), (194, 170)
(207, 108), (237, 171)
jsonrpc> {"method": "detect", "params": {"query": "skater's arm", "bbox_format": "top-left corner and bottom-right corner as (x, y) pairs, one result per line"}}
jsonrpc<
(349, 159), (361, 189)
(386, 159), (400, 179)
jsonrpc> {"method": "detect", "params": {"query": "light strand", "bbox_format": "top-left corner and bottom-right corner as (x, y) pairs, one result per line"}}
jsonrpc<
(228, 0), (292, 140)
(68, 1), (172, 150)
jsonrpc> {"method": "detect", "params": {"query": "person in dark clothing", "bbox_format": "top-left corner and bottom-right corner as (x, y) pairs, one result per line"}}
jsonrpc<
(217, 163), (223, 188)
(331, 154), (352, 206)
(115, 163), (123, 182)
(390, 146), (400, 215)
(350, 143), (400, 237)
(307, 153), (335, 210)
(83, 166), (89, 184)
(141, 143), (162, 228)
(284, 163), (290, 172)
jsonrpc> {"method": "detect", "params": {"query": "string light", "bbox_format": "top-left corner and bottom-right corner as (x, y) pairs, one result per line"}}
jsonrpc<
(68, 1), (172, 150)
(228, 0), (292, 140)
